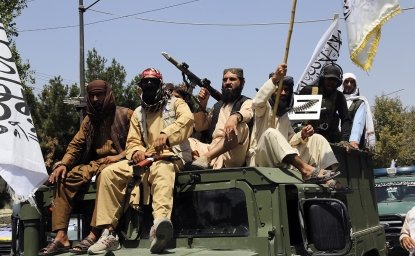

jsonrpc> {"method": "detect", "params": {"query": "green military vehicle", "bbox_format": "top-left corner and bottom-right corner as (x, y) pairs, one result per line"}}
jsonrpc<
(11, 145), (386, 256)
(374, 165), (415, 255)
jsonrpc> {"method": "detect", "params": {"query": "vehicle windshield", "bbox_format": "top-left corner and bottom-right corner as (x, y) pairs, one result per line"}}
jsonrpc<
(173, 188), (249, 237)
(375, 182), (415, 203)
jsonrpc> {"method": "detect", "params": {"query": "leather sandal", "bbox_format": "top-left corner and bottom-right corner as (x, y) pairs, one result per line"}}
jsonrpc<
(38, 240), (70, 256)
(69, 237), (95, 254)
(304, 166), (340, 184)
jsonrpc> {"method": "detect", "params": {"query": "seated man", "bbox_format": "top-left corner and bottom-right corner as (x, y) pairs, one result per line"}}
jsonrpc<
(87, 68), (194, 254)
(249, 64), (340, 185)
(190, 68), (253, 169)
(39, 80), (133, 255)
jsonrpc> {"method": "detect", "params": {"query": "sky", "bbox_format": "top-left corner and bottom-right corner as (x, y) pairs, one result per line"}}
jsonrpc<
(12, 0), (415, 108)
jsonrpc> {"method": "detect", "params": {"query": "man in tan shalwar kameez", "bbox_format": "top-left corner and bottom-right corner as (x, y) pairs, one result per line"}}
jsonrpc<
(190, 68), (253, 169)
(87, 68), (194, 254)
(248, 64), (340, 184)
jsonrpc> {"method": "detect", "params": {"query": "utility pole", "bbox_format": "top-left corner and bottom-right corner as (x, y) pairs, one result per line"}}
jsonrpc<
(77, 0), (102, 121)
(79, 0), (86, 101)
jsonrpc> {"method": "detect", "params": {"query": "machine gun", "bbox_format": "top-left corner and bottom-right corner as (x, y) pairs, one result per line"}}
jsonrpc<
(161, 52), (222, 102)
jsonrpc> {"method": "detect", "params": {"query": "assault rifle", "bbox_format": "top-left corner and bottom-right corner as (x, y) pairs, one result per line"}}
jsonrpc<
(161, 52), (222, 102)
(127, 154), (180, 167)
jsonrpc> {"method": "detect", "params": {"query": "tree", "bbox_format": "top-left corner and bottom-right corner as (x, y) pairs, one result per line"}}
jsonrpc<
(36, 77), (80, 169)
(1, 1), (36, 106)
(0, 1), (33, 81)
(123, 75), (141, 110)
(85, 48), (141, 109)
(401, 107), (415, 165)
(372, 96), (415, 167)
(86, 48), (126, 104)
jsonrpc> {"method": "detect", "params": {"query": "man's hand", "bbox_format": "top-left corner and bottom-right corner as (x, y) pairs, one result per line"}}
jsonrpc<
(349, 141), (359, 149)
(224, 114), (239, 136)
(198, 88), (210, 109)
(132, 150), (152, 164)
(153, 133), (169, 154)
(49, 165), (67, 184)
(401, 236), (415, 252)
(301, 125), (314, 140)
(102, 155), (123, 165)
(271, 63), (287, 85)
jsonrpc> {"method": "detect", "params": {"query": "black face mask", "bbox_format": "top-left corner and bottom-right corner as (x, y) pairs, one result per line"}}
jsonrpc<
(269, 93), (293, 117)
(221, 86), (243, 103)
(140, 79), (161, 104)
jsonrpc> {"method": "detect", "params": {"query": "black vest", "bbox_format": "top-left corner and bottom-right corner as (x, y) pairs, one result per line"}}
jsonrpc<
(206, 95), (253, 144)
(348, 99), (365, 149)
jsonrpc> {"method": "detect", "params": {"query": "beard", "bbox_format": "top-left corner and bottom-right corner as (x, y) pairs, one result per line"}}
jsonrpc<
(92, 102), (103, 112)
(269, 94), (293, 116)
(277, 98), (290, 116)
(221, 86), (243, 103)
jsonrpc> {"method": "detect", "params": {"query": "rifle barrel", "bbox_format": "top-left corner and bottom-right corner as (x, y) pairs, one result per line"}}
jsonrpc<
(161, 52), (222, 102)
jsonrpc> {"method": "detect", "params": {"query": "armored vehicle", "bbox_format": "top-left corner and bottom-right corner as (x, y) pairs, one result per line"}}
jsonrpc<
(12, 145), (386, 255)
(374, 165), (415, 255)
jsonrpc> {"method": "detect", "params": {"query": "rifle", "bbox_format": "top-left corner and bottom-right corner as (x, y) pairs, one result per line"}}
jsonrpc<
(127, 154), (180, 167)
(121, 154), (180, 240)
(161, 52), (222, 102)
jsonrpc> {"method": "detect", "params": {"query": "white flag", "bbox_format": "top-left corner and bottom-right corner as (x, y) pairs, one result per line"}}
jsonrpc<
(0, 23), (48, 204)
(343, 0), (400, 71)
(295, 15), (341, 94)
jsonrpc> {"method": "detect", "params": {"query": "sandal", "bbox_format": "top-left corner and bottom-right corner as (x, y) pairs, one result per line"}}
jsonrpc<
(69, 237), (95, 254)
(326, 179), (350, 192)
(39, 240), (70, 256)
(190, 156), (210, 170)
(304, 166), (340, 184)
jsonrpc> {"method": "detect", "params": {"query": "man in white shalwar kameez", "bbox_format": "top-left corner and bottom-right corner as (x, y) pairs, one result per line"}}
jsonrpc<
(248, 64), (340, 184)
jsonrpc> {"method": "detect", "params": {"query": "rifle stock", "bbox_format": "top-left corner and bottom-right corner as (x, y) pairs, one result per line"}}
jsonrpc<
(162, 52), (222, 102)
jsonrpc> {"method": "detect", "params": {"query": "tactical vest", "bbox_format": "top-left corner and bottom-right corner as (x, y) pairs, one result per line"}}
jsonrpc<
(207, 95), (253, 144)
(135, 97), (192, 163)
(308, 87), (341, 142)
(348, 99), (365, 149)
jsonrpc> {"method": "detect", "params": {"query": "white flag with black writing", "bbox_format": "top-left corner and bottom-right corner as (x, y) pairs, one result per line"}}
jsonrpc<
(343, 0), (400, 71)
(0, 23), (48, 204)
(295, 15), (341, 94)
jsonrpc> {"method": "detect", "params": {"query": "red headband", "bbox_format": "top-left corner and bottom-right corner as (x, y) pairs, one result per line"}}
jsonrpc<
(141, 68), (163, 80)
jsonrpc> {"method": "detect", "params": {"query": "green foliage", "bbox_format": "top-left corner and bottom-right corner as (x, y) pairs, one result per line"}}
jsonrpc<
(36, 77), (80, 169)
(86, 48), (126, 104)
(373, 96), (415, 167)
(1, 0), (35, 86)
(123, 78), (141, 110)
(1, 0), (37, 138)
(401, 108), (415, 165)
(0, 0), (27, 39)
(85, 48), (140, 109)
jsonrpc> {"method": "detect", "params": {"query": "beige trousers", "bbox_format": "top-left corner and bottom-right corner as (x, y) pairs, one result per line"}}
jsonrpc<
(92, 159), (178, 228)
(255, 128), (338, 170)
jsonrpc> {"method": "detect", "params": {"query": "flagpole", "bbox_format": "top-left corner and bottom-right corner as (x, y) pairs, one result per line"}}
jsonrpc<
(271, 0), (297, 128)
